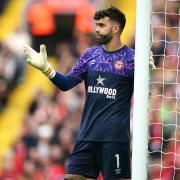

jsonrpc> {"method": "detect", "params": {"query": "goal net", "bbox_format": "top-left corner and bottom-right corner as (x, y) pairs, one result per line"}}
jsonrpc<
(148, 0), (180, 179)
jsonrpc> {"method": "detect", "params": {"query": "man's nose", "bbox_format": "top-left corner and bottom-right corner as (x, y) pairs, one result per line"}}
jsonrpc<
(96, 27), (100, 34)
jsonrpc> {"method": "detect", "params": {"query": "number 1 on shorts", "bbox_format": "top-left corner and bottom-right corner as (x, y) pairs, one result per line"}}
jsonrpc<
(115, 154), (120, 169)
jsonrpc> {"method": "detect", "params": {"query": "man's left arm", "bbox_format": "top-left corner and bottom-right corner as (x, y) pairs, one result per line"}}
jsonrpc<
(149, 50), (156, 73)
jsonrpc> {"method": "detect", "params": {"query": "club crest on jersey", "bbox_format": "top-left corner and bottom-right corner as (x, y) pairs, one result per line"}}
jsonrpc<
(114, 60), (124, 70)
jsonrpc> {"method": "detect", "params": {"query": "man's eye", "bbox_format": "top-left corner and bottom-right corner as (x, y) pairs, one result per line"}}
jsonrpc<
(99, 24), (104, 27)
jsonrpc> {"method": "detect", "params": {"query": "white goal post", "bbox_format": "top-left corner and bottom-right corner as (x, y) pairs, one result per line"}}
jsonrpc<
(132, 0), (151, 179)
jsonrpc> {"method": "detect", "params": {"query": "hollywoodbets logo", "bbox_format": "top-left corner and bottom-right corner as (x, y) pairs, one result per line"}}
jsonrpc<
(87, 75), (117, 99)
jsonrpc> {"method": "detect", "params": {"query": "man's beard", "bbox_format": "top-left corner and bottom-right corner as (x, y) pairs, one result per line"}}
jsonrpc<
(96, 33), (113, 45)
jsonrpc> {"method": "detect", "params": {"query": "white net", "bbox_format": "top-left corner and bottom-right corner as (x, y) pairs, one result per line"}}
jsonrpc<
(148, 0), (180, 179)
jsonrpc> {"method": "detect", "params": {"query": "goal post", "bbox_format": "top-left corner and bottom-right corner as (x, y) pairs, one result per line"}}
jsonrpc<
(132, 0), (151, 179)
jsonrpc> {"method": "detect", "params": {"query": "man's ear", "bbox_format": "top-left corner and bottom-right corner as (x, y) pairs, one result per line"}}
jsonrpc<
(112, 24), (120, 34)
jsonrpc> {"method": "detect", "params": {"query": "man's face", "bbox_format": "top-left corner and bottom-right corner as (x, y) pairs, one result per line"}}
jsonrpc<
(95, 17), (114, 45)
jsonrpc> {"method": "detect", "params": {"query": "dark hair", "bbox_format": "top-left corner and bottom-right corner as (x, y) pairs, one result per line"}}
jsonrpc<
(93, 6), (126, 32)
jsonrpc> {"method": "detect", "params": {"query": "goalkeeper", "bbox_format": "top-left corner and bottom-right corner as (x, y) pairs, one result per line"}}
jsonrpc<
(24, 7), (155, 180)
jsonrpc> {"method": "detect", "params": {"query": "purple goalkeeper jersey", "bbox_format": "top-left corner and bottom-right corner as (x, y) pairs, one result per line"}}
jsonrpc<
(68, 45), (134, 142)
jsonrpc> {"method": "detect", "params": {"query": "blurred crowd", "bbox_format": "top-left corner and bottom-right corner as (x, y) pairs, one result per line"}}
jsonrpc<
(0, 0), (179, 179)
(0, 27), (31, 111)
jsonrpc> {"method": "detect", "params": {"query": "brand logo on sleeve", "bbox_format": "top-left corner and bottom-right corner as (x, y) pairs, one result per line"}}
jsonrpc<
(87, 75), (117, 99)
(114, 60), (124, 70)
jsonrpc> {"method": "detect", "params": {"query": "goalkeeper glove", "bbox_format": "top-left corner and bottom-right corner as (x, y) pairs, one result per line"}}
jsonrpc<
(149, 51), (156, 73)
(23, 44), (55, 78)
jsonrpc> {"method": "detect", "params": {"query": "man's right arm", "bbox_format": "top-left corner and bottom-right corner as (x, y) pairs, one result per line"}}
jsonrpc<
(23, 44), (81, 91)
(50, 72), (80, 91)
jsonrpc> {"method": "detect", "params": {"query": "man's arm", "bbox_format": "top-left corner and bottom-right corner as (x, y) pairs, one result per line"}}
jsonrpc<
(51, 72), (80, 91)
(23, 44), (80, 91)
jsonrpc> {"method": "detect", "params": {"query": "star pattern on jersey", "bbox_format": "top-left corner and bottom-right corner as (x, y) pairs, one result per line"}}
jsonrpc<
(96, 75), (106, 86)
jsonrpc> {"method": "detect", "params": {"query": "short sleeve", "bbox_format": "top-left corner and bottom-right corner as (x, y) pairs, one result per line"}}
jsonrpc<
(68, 48), (90, 82)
